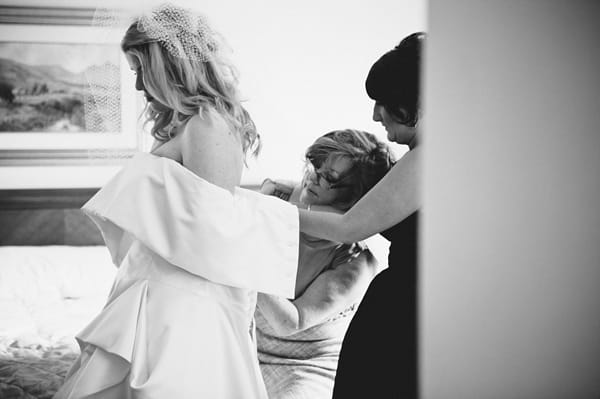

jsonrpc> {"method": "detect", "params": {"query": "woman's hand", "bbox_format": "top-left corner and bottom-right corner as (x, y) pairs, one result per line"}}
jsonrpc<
(260, 178), (278, 195)
(259, 178), (298, 202)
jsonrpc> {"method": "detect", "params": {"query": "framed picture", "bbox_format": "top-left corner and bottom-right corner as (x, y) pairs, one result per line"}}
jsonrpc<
(0, 6), (139, 165)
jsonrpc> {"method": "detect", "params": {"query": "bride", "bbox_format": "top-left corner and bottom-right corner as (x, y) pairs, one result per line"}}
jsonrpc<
(55, 4), (299, 398)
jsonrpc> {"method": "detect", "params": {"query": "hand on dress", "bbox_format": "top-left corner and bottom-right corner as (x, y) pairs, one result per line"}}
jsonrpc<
(331, 243), (377, 270)
(260, 178), (277, 195)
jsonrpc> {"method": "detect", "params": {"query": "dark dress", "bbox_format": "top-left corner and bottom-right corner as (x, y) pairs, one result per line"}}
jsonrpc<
(332, 210), (419, 398)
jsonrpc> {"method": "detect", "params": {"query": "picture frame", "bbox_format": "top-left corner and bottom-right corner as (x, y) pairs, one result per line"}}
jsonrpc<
(0, 5), (139, 166)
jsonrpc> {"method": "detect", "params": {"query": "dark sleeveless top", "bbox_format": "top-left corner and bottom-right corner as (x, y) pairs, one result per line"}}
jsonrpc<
(332, 210), (419, 398)
(381, 210), (419, 272)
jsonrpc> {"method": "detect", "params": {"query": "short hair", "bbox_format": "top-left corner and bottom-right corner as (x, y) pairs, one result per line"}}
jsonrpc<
(365, 32), (426, 126)
(121, 6), (260, 157)
(305, 129), (396, 210)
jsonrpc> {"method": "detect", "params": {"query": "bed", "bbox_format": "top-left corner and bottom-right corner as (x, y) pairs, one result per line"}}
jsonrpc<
(0, 187), (390, 398)
(0, 189), (116, 398)
(0, 245), (116, 398)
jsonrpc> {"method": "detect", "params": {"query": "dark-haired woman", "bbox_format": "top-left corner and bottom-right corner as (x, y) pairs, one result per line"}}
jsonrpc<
(298, 32), (426, 398)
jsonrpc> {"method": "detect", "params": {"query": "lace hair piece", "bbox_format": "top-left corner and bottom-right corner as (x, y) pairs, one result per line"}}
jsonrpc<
(82, 6), (125, 137)
(82, 2), (222, 148)
(137, 3), (219, 62)
(83, 62), (121, 134)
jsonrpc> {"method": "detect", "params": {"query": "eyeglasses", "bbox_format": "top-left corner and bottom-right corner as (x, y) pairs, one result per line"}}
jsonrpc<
(305, 161), (354, 190)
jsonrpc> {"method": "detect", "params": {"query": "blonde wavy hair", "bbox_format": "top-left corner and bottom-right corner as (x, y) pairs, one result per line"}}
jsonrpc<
(121, 8), (260, 158)
(305, 129), (396, 210)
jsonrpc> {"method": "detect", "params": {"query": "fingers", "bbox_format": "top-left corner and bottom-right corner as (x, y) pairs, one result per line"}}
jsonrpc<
(260, 178), (276, 194)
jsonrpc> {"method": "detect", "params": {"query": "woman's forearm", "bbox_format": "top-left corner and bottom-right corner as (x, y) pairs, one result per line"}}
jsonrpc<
(299, 209), (354, 243)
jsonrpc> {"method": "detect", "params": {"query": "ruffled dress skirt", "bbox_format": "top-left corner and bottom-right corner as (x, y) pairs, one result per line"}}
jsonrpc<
(57, 242), (268, 398)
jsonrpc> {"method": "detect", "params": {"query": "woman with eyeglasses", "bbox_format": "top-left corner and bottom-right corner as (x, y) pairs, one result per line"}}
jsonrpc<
(256, 129), (395, 399)
(298, 32), (425, 398)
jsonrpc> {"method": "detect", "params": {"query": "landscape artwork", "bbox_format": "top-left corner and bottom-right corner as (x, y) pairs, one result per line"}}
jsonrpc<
(0, 41), (121, 134)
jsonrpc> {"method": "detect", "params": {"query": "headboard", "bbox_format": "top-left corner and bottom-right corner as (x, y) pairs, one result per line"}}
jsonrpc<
(0, 188), (103, 245)
(0, 184), (262, 246)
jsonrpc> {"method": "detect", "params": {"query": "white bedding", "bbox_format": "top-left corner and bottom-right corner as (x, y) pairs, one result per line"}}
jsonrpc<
(0, 245), (116, 398)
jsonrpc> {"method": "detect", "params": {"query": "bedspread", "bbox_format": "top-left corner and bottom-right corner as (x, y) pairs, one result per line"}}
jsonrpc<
(0, 246), (115, 399)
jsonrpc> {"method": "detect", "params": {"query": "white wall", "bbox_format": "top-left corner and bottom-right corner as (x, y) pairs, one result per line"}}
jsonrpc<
(422, 1), (600, 397)
(0, 0), (426, 188)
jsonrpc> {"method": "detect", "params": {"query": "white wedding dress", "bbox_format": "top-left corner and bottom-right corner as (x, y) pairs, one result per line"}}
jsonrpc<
(54, 152), (299, 399)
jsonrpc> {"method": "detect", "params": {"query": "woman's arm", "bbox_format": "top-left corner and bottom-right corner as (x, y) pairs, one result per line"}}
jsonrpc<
(180, 109), (244, 193)
(260, 179), (341, 213)
(256, 248), (378, 336)
(299, 146), (421, 243)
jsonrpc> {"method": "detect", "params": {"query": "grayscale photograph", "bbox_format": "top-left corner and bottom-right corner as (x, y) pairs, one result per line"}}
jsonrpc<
(0, 0), (598, 398)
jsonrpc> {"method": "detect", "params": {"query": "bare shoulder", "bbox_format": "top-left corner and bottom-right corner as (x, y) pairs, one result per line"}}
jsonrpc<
(388, 146), (420, 176)
(180, 109), (235, 147)
(179, 108), (244, 191)
(360, 146), (421, 202)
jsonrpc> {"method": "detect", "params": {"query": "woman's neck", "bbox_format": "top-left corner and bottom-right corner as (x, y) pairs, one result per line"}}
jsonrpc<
(408, 132), (419, 150)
